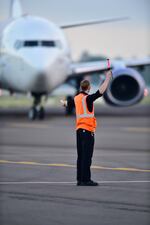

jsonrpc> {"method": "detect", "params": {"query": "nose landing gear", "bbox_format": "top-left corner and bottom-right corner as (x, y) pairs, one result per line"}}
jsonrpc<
(28, 94), (46, 120)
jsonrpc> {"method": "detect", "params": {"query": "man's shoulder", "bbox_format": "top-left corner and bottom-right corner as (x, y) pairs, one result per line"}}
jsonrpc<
(86, 90), (102, 102)
(75, 92), (87, 97)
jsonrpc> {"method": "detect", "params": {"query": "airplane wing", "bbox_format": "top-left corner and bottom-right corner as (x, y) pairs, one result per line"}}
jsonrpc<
(67, 58), (149, 108)
(123, 58), (150, 68)
(70, 61), (109, 78)
(61, 17), (128, 29)
(69, 58), (150, 78)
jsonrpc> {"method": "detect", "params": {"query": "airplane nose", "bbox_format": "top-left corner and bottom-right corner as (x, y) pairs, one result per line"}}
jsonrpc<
(22, 49), (59, 71)
(20, 48), (68, 92)
(33, 72), (50, 92)
(32, 53), (57, 71)
(21, 49), (60, 91)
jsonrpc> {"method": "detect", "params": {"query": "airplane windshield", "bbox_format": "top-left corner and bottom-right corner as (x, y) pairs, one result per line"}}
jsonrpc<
(24, 41), (39, 47)
(14, 40), (58, 49)
(41, 41), (55, 47)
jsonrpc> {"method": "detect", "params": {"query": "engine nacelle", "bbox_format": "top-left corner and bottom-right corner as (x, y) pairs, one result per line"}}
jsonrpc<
(103, 67), (145, 106)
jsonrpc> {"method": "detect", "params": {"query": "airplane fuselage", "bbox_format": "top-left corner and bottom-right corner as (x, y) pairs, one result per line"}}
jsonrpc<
(0, 15), (71, 94)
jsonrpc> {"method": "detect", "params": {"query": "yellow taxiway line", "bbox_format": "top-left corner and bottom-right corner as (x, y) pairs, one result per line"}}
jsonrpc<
(0, 159), (150, 172)
(123, 127), (150, 132)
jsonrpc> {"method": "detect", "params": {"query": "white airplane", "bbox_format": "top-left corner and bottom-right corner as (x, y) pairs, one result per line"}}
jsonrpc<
(0, 0), (149, 119)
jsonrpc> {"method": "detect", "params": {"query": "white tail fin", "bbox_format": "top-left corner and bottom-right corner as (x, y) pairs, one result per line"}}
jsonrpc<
(10, 0), (23, 18)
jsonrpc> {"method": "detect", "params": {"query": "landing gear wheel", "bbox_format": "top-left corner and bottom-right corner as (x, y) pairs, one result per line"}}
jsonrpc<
(66, 96), (74, 115)
(38, 106), (45, 120)
(28, 107), (37, 120)
(29, 94), (47, 120)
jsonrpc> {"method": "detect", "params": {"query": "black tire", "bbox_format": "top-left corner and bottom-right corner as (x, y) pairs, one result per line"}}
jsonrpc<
(38, 106), (45, 120)
(28, 107), (37, 120)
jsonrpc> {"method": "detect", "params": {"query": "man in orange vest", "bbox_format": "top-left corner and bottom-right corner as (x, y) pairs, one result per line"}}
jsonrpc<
(74, 70), (112, 186)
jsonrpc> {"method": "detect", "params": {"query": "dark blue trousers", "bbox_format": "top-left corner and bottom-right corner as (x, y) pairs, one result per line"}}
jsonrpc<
(76, 128), (94, 182)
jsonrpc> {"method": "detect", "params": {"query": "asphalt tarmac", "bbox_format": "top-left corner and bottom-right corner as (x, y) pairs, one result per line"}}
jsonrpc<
(0, 105), (150, 225)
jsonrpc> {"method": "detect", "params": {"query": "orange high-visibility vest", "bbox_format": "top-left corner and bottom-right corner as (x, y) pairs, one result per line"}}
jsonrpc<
(74, 93), (97, 132)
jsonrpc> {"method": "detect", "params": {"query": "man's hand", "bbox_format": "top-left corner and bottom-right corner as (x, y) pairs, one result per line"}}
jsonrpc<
(105, 70), (112, 79)
(60, 99), (67, 107)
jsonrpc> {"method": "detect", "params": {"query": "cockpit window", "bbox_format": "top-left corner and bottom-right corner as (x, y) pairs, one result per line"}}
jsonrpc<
(24, 41), (38, 47)
(14, 40), (22, 49)
(14, 40), (59, 49)
(41, 41), (55, 47)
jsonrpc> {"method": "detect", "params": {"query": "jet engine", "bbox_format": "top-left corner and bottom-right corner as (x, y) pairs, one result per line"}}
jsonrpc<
(103, 67), (145, 106)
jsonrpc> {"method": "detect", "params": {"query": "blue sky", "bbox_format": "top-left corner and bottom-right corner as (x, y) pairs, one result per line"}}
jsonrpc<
(0, 0), (149, 60)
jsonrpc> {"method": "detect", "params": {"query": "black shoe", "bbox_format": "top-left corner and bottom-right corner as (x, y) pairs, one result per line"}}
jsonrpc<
(77, 180), (99, 186)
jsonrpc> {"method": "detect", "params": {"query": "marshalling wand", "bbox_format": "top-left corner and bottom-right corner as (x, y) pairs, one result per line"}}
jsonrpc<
(107, 58), (113, 79)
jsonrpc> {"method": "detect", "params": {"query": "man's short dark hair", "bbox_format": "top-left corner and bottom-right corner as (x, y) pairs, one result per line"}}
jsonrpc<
(80, 80), (90, 91)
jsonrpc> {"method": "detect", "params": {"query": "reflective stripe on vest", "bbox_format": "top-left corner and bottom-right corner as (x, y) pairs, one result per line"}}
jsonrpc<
(76, 96), (94, 119)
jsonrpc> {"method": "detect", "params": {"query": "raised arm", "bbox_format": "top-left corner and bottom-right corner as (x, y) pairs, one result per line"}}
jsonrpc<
(99, 70), (112, 94)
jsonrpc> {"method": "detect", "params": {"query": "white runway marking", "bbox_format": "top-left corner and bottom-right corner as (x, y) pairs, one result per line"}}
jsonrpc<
(0, 180), (150, 185)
